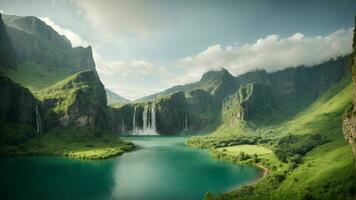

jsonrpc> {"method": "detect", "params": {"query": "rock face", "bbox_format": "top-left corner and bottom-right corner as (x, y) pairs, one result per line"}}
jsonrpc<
(186, 89), (218, 130)
(155, 92), (187, 134)
(0, 76), (39, 127)
(38, 70), (109, 129)
(225, 57), (348, 126)
(343, 17), (356, 158)
(0, 13), (16, 68)
(222, 83), (277, 126)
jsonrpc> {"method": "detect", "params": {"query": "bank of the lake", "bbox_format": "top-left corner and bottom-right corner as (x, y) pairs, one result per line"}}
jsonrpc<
(0, 136), (263, 200)
(0, 127), (134, 159)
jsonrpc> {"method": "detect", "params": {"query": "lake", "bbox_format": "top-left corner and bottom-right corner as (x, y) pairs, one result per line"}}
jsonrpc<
(0, 136), (262, 200)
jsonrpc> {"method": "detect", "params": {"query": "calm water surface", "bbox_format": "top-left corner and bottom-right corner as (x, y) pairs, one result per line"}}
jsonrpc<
(0, 136), (262, 200)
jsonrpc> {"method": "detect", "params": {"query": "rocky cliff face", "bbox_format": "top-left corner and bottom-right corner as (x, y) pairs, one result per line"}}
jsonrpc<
(0, 13), (16, 69)
(0, 76), (40, 128)
(155, 92), (187, 134)
(185, 89), (218, 130)
(222, 83), (278, 126)
(38, 70), (109, 129)
(226, 56), (349, 126)
(343, 17), (356, 158)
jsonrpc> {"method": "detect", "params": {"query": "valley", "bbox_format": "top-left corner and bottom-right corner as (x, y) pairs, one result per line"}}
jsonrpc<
(0, 8), (355, 200)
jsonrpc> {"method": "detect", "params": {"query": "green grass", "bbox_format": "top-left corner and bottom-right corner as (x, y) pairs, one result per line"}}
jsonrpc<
(0, 127), (134, 160)
(215, 144), (287, 173)
(273, 140), (355, 200)
(0, 61), (75, 92)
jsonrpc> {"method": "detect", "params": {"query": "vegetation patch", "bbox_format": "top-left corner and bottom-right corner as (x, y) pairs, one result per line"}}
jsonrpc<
(0, 127), (134, 160)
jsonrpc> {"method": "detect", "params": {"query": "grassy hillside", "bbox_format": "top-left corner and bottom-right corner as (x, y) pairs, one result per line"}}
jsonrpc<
(0, 126), (134, 160)
(188, 75), (356, 200)
(1, 61), (78, 91)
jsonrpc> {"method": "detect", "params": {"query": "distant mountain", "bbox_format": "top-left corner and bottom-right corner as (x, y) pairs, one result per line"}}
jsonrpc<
(137, 56), (349, 129)
(106, 89), (131, 106)
(0, 14), (96, 91)
(136, 68), (238, 102)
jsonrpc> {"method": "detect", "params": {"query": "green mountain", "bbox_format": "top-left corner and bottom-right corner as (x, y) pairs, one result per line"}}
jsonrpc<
(35, 70), (109, 129)
(106, 89), (131, 106)
(197, 75), (355, 200)
(137, 68), (238, 102)
(0, 13), (136, 159)
(0, 14), (96, 91)
(135, 56), (349, 134)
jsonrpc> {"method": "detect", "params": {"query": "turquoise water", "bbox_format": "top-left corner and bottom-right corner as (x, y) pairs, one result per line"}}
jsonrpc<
(0, 136), (262, 200)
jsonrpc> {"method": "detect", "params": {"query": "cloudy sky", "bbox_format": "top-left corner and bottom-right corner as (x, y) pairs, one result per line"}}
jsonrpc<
(0, 0), (355, 100)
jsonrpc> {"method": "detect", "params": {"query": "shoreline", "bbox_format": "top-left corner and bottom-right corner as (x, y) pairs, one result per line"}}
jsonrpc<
(186, 142), (269, 188)
(250, 163), (268, 185)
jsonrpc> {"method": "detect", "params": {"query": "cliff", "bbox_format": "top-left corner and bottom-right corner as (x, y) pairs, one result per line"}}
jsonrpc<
(342, 16), (356, 158)
(222, 83), (279, 126)
(0, 76), (40, 125)
(37, 70), (109, 129)
(0, 13), (16, 69)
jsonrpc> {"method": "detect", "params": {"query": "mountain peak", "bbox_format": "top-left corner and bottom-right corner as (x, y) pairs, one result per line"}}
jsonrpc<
(200, 68), (234, 82)
(2, 14), (72, 49)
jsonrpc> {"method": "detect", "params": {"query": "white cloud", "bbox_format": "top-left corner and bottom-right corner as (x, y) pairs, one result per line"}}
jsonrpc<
(93, 51), (170, 100)
(39, 17), (89, 47)
(74, 0), (168, 39)
(178, 28), (353, 81)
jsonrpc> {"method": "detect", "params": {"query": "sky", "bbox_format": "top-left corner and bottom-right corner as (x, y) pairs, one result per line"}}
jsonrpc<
(0, 0), (355, 100)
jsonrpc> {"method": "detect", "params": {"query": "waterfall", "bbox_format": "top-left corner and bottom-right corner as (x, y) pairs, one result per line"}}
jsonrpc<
(151, 102), (156, 131)
(132, 107), (137, 133)
(35, 105), (42, 135)
(143, 105), (148, 131)
(182, 111), (188, 132)
(132, 102), (157, 135)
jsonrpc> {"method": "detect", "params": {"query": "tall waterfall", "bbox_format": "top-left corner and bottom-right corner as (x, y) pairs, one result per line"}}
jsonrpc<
(151, 103), (156, 131)
(132, 107), (137, 133)
(143, 105), (148, 131)
(131, 102), (157, 135)
(35, 105), (42, 134)
(182, 111), (188, 132)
